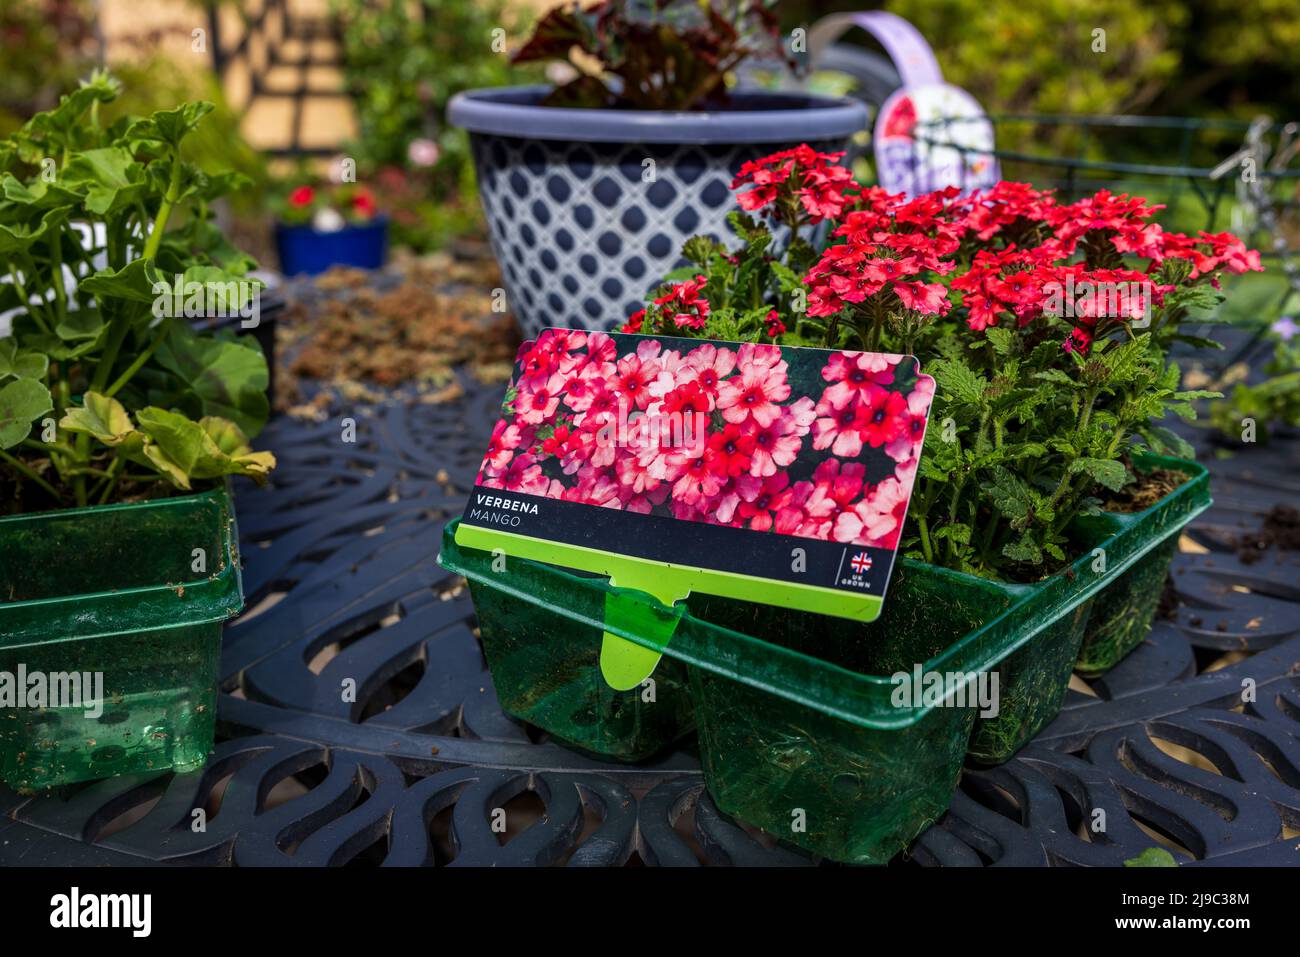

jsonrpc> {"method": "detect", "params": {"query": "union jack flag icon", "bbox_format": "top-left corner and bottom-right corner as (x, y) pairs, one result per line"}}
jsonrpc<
(849, 551), (873, 575)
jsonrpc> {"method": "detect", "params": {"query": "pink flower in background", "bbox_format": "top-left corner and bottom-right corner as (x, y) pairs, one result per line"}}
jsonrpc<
(684, 343), (737, 397)
(408, 138), (441, 168)
(859, 386), (910, 448)
(671, 450), (724, 505)
(493, 453), (549, 496)
(892, 280), (952, 315)
(705, 423), (757, 478)
(482, 419), (526, 471)
(516, 373), (565, 424)
(749, 397), (814, 476)
(612, 351), (664, 411)
(814, 458), (867, 508)
(812, 395), (874, 458)
(886, 380), (934, 464)
(737, 342), (785, 373)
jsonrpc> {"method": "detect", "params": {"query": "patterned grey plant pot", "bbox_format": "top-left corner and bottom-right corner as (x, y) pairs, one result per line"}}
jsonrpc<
(449, 85), (869, 339)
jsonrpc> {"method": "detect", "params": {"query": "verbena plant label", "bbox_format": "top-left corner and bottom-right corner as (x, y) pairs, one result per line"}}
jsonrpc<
(457, 328), (934, 625)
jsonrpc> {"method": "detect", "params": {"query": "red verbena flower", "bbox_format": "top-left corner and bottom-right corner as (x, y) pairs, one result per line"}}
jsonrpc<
(652, 275), (711, 330)
(731, 145), (858, 224)
(765, 309), (786, 338)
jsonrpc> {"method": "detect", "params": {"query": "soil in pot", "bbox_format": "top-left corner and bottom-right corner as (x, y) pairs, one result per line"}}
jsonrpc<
(1099, 466), (1188, 513)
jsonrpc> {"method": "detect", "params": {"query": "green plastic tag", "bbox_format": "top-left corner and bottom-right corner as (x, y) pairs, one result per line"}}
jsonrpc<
(453, 523), (881, 688)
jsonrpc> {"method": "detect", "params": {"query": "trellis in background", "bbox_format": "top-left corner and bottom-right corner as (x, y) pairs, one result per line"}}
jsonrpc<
(207, 0), (354, 157)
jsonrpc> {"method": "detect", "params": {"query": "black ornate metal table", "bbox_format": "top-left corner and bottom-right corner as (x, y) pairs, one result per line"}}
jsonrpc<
(3, 346), (1298, 867)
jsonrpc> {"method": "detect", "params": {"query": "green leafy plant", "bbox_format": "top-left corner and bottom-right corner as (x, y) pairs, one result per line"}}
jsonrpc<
(0, 72), (275, 515)
(1210, 322), (1300, 444)
(628, 146), (1261, 581)
(514, 0), (792, 110)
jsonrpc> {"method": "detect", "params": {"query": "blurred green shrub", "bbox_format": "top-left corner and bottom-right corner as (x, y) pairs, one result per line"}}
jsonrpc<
(0, 0), (97, 134)
(791, 1), (1300, 126)
(884, 0), (1185, 118)
(332, 0), (533, 250)
(1211, 331), (1300, 444)
(0, 4), (267, 217)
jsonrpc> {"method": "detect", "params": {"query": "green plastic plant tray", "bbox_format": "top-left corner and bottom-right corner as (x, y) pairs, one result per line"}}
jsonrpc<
(967, 453), (1210, 761)
(0, 485), (243, 792)
(438, 452), (1209, 863)
(461, 571), (697, 761)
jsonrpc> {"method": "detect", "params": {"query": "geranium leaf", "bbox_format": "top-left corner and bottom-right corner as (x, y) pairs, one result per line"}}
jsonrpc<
(59, 391), (135, 446)
(125, 101), (215, 151)
(154, 323), (270, 437)
(0, 206), (72, 255)
(62, 147), (147, 215)
(135, 406), (228, 479)
(54, 307), (105, 342)
(200, 416), (276, 483)
(140, 440), (192, 490)
(79, 258), (163, 305)
(0, 378), (53, 449)
(2, 173), (82, 210)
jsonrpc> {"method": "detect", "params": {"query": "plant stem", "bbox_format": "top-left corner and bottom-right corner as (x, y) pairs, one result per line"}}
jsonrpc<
(105, 318), (170, 397)
(1077, 387), (1097, 434)
(9, 263), (54, 335)
(20, 439), (62, 455)
(50, 230), (68, 324)
(981, 513), (1001, 563)
(0, 449), (60, 502)
(91, 320), (129, 393)
(95, 456), (126, 505)
(142, 157), (182, 262)
(917, 514), (934, 563)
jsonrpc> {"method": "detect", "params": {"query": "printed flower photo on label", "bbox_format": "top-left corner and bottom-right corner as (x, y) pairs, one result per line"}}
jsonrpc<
(474, 329), (934, 550)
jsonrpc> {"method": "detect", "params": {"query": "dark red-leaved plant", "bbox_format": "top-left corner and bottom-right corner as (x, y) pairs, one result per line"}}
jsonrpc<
(512, 0), (791, 110)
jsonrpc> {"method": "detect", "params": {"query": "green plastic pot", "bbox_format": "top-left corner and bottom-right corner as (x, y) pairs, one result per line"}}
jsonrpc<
(967, 454), (1209, 761)
(439, 452), (1209, 863)
(463, 572), (695, 761)
(0, 486), (243, 791)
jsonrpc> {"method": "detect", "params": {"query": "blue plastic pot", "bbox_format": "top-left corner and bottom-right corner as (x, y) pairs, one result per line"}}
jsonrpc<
(274, 216), (389, 276)
(449, 86), (869, 338)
